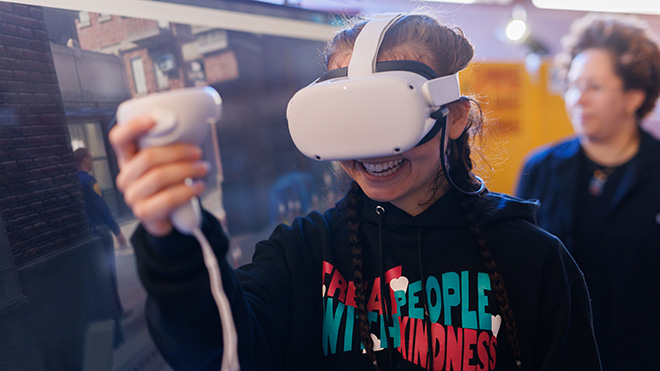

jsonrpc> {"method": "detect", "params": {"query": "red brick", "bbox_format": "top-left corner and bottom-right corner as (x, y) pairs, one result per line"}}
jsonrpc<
(12, 205), (28, 215)
(0, 195), (19, 208)
(18, 92), (33, 102)
(11, 4), (31, 17)
(5, 46), (23, 58)
(32, 29), (47, 41)
(0, 56), (20, 69)
(0, 69), (13, 80)
(17, 158), (32, 166)
(5, 13), (39, 29)
(18, 225), (34, 237)
(29, 39), (50, 52)
(2, 93), (20, 103)
(16, 26), (33, 38)
(5, 81), (28, 92)
(18, 59), (47, 72)
(1, 23), (17, 35)
(0, 33), (30, 48)
(22, 49), (48, 62)
(12, 137), (28, 147)
(1, 164), (18, 177)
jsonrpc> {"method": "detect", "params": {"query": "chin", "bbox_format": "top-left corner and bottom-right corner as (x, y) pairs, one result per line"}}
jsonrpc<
(361, 187), (399, 203)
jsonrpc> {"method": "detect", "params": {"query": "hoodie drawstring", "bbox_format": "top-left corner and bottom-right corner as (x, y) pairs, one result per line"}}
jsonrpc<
(417, 227), (434, 370)
(375, 206), (433, 371)
(375, 205), (395, 371)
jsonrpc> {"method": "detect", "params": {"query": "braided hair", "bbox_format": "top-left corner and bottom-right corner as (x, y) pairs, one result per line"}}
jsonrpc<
(326, 13), (522, 370)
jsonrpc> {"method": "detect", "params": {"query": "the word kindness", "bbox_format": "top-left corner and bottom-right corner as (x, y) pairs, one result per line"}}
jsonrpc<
(322, 262), (500, 370)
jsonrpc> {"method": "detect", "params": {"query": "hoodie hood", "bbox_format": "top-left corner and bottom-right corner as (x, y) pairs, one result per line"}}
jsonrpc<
(359, 189), (540, 229)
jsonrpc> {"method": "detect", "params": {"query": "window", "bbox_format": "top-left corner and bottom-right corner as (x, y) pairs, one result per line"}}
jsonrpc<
(131, 57), (148, 95)
(68, 121), (118, 214)
(77, 11), (90, 28)
(68, 122), (112, 192)
(154, 62), (170, 90)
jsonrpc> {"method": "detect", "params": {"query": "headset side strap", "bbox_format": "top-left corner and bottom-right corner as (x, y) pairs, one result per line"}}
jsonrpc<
(348, 14), (403, 78)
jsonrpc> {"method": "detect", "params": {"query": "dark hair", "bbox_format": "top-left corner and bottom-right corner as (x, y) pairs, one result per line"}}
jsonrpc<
(328, 14), (522, 370)
(557, 13), (660, 119)
(73, 147), (90, 166)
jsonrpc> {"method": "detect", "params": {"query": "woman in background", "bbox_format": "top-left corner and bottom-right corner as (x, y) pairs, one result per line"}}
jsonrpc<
(517, 13), (660, 371)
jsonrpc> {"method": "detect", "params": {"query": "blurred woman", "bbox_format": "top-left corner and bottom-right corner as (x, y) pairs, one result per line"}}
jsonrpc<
(517, 13), (660, 371)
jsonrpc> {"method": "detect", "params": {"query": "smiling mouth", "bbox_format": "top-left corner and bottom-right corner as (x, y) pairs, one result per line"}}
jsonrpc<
(358, 159), (404, 177)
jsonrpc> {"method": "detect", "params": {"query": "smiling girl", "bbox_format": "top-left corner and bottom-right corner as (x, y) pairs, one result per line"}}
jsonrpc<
(111, 12), (601, 371)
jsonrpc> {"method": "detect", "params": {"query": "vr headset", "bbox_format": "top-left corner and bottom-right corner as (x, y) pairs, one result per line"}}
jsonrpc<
(286, 13), (462, 161)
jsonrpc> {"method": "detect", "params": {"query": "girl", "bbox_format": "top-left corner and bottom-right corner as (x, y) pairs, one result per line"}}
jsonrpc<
(111, 13), (601, 371)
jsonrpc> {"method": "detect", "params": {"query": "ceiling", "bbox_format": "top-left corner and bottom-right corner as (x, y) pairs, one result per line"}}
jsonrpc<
(256, 0), (660, 16)
(257, 0), (514, 14)
(250, 0), (660, 61)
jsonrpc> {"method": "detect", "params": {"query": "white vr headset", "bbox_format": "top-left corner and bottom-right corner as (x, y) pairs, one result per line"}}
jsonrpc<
(286, 13), (462, 161)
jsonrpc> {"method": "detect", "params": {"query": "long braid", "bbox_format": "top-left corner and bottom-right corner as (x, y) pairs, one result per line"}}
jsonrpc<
(344, 181), (379, 370)
(459, 195), (522, 370)
(450, 100), (523, 369)
(435, 88), (523, 369)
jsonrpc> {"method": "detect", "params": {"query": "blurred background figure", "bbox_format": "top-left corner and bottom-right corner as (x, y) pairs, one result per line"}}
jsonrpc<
(75, 147), (129, 250)
(516, 13), (660, 371)
(74, 147), (129, 345)
(268, 171), (319, 225)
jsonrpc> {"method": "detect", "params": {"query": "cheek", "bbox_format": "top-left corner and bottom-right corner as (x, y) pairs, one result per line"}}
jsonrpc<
(338, 160), (355, 176)
(564, 89), (579, 109)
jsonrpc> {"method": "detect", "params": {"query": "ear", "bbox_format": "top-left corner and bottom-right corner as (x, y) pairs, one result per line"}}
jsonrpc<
(446, 98), (471, 140)
(625, 89), (646, 116)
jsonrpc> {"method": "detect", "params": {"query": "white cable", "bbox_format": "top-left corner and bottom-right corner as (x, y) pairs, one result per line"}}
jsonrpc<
(192, 227), (240, 371)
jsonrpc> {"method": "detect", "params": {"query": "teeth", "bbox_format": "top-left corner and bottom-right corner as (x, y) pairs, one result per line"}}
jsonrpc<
(359, 159), (404, 177)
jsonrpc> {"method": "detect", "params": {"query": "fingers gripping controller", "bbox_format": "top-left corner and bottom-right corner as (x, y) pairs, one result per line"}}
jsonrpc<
(116, 87), (222, 234)
(117, 88), (239, 371)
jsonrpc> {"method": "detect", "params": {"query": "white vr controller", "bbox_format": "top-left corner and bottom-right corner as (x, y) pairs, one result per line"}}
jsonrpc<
(116, 87), (223, 234)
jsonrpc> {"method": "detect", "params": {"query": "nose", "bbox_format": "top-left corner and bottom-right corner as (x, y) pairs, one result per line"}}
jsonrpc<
(565, 85), (588, 108)
(575, 89), (588, 105)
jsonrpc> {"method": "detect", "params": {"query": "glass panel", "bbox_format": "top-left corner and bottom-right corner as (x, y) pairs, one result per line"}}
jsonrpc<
(68, 124), (86, 151)
(85, 122), (107, 158)
(92, 159), (113, 192)
(0, 2), (331, 370)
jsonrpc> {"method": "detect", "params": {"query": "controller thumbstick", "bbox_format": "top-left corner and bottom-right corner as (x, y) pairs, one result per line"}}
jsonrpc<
(117, 87), (222, 235)
(150, 108), (177, 136)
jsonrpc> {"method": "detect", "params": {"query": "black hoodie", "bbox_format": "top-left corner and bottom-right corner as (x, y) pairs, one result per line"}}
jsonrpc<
(132, 190), (601, 371)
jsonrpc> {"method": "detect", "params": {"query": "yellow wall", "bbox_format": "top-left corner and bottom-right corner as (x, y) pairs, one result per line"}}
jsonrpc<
(459, 60), (575, 195)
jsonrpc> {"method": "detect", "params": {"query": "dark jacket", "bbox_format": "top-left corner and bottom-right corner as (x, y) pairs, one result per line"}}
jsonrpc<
(78, 170), (120, 235)
(516, 129), (660, 370)
(132, 190), (601, 370)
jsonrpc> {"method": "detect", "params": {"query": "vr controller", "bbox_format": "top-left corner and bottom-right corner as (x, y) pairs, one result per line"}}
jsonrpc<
(116, 87), (223, 234)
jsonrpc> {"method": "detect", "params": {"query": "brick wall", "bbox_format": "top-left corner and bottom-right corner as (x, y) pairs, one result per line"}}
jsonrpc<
(0, 3), (88, 266)
(76, 12), (158, 51)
